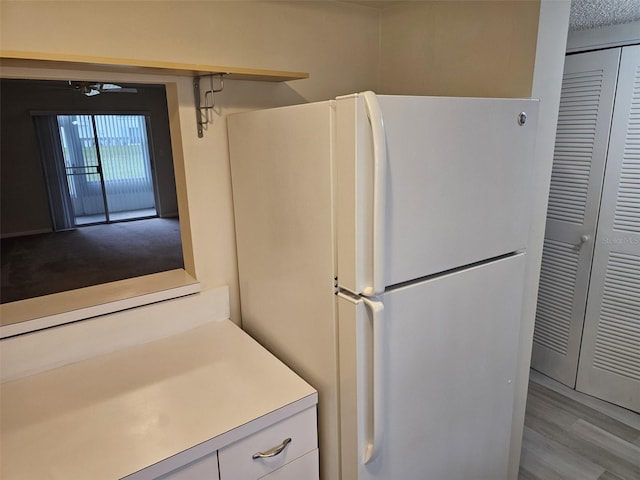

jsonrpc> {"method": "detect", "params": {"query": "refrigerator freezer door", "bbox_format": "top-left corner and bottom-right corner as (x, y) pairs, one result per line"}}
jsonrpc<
(338, 253), (526, 480)
(336, 94), (539, 293)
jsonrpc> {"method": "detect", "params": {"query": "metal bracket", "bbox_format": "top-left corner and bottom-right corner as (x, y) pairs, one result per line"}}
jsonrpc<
(194, 74), (225, 138)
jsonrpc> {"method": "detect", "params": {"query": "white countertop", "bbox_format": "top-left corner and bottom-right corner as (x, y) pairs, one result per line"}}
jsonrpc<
(0, 320), (317, 479)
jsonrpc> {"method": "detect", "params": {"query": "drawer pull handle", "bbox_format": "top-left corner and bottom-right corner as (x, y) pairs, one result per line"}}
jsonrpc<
(252, 438), (292, 460)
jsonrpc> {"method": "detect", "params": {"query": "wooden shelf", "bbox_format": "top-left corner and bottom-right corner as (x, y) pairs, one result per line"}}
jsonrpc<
(0, 50), (309, 82)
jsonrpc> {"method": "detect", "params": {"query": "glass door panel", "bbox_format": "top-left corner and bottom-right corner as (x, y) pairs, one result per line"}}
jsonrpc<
(55, 114), (158, 226)
(94, 115), (157, 221)
(57, 114), (108, 225)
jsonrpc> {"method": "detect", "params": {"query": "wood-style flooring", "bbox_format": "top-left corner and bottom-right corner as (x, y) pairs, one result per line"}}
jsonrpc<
(519, 370), (640, 480)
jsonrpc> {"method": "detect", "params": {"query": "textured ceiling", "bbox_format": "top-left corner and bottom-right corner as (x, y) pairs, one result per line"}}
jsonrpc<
(570, 0), (640, 30)
(345, 0), (640, 31)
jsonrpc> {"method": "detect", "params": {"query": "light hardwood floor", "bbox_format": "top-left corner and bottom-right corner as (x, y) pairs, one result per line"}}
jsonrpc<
(519, 370), (640, 480)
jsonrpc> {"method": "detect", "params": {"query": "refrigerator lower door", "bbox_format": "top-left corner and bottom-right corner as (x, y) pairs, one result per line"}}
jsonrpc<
(338, 253), (526, 480)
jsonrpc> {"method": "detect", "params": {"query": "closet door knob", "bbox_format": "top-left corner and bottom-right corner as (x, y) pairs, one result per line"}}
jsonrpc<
(579, 234), (591, 245)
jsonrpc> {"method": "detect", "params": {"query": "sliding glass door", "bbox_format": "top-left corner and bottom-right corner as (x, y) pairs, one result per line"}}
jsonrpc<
(37, 113), (158, 229)
(57, 114), (108, 224)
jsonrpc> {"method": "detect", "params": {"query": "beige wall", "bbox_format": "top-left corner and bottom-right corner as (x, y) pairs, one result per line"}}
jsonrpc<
(0, 0), (544, 327)
(0, 1), (381, 102)
(379, 1), (540, 97)
(0, 1), (381, 325)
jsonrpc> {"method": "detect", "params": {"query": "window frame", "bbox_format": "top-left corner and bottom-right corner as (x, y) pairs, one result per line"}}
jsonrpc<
(0, 75), (198, 339)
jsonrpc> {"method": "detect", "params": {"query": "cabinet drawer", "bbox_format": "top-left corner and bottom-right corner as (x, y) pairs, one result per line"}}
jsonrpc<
(157, 451), (218, 480)
(261, 449), (319, 480)
(218, 407), (317, 480)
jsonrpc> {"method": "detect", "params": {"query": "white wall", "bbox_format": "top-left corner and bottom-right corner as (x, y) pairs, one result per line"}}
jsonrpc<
(509, 1), (570, 478)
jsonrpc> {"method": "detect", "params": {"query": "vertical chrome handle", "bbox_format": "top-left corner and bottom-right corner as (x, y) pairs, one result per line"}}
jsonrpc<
(362, 91), (387, 297)
(252, 438), (292, 459)
(361, 296), (385, 465)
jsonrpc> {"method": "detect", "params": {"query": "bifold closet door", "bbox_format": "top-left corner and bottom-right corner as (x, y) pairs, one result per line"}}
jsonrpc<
(576, 45), (640, 413)
(531, 48), (620, 387)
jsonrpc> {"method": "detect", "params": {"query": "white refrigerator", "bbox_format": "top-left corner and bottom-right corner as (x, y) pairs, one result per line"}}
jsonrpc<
(227, 92), (539, 480)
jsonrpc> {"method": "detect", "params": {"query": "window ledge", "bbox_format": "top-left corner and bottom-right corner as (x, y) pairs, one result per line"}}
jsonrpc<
(0, 269), (200, 339)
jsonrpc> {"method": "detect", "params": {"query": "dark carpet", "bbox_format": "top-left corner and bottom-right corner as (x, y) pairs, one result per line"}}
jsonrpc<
(1, 218), (184, 304)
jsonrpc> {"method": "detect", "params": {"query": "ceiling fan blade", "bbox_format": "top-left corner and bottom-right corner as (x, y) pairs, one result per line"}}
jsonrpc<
(99, 83), (138, 93)
(103, 87), (138, 93)
(65, 81), (138, 95)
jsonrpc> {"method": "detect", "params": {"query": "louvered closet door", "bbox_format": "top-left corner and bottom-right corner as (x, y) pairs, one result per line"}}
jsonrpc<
(531, 48), (621, 387)
(576, 45), (640, 413)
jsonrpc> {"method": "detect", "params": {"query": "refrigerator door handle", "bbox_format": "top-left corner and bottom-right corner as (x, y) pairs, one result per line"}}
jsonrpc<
(361, 296), (385, 465)
(362, 91), (387, 297)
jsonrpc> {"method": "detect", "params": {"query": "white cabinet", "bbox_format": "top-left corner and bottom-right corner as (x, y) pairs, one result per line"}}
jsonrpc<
(218, 407), (317, 480)
(152, 407), (318, 480)
(0, 320), (319, 480)
(158, 452), (219, 480)
(260, 450), (320, 480)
